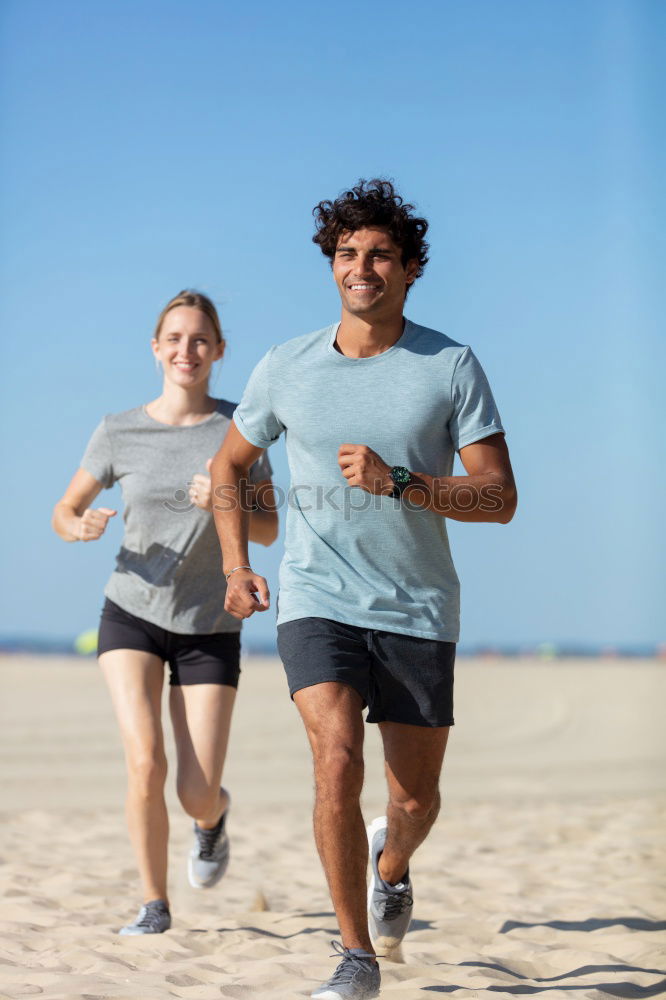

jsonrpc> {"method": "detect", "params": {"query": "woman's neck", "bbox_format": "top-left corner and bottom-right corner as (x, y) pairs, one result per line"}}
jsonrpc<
(145, 382), (217, 427)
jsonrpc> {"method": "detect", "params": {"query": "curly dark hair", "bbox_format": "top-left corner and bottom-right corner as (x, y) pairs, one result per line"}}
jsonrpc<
(312, 179), (429, 282)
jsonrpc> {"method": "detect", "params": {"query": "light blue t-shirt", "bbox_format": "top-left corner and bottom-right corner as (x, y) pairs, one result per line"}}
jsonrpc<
(234, 319), (504, 642)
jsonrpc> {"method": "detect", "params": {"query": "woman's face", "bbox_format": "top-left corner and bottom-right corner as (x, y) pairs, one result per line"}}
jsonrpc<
(152, 306), (224, 388)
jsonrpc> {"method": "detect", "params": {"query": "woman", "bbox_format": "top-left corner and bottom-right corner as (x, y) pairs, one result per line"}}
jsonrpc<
(52, 290), (278, 934)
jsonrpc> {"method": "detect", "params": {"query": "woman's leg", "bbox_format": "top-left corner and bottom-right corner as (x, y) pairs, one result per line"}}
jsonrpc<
(169, 683), (237, 826)
(99, 649), (169, 903)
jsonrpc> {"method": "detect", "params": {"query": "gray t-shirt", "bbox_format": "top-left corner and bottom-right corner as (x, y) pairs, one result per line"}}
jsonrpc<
(81, 399), (271, 634)
(234, 319), (504, 642)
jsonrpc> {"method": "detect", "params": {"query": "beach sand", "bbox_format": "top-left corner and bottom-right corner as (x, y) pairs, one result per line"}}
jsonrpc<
(1, 654), (664, 999)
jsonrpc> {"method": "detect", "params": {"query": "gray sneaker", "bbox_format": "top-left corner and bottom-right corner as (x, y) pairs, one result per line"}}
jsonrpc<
(367, 816), (413, 951)
(311, 942), (380, 999)
(118, 899), (171, 935)
(188, 800), (230, 889)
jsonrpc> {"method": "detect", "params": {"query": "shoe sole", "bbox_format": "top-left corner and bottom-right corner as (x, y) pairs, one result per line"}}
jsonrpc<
(118, 926), (170, 935)
(366, 816), (411, 955)
(312, 981), (380, 1000)
(311, 990), (379, 1000)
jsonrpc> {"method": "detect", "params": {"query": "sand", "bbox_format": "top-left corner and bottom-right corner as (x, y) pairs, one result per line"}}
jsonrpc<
(0, 654), (665, 999)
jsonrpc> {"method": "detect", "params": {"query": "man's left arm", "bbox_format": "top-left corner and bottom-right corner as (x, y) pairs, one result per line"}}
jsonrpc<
(403, 433), (517, 523)
(338, 433), (517, 524)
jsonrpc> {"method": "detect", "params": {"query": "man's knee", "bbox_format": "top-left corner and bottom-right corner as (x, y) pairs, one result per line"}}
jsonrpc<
(390, 786), (440, 823)
(312, 741), (364, 802)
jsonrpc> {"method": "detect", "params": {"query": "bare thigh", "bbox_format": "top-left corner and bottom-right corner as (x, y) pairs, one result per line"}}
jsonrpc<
(379, 721), (450, 809)
(99, 648), (166, 769)
(169, 684), (237, 801)
(294, 682), (365, 763)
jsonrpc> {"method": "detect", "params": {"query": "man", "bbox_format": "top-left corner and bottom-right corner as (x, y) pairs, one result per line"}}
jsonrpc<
(211, 179), (517, 1000)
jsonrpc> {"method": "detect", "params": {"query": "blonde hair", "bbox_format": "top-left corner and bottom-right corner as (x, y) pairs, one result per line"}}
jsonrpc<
(154, 290), (225, 346)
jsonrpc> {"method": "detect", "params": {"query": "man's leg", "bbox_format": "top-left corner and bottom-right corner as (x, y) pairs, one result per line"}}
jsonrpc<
(377, 722), (449, 884)
(293, 682), (374, 954)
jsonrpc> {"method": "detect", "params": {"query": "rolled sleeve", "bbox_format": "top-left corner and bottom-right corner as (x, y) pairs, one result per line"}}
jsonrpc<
(448, 347), (504, 452)
(233, 348), (285, 449)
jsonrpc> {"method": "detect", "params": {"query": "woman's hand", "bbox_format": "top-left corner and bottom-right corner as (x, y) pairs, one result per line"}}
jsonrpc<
(189, 458), (214, 512)
(78, 507), (117, 541)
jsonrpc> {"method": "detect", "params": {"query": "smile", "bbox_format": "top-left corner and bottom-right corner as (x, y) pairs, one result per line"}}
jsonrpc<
(349, 284), (380, 291)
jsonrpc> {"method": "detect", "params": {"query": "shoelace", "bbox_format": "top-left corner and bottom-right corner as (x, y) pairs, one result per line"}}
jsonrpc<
(195, 816), (225, 860)
(135, 903), (168, 930)
(326, 941), (377, 985)
(380, 888), (413, 921)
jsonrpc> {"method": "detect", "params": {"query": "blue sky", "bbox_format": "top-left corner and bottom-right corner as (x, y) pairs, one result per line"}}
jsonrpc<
(1, 0), (663, 649)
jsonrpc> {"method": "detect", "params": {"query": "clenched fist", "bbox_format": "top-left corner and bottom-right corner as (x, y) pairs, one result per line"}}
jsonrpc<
(338, 444), (393, 495)
(78, 507), (117, 541)
(224, 568), (270, 620)
(189, 458), (214, 511)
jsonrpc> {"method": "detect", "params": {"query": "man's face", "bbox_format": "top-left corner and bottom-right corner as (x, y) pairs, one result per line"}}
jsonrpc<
(332, 227), (418, 320)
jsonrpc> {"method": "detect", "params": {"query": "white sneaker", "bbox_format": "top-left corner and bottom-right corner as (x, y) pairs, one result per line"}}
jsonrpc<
(188, 798), (230, 889)
(366, 816), (413, 952)
(311, 941), (380, 999)
(119, 899), (171, 935)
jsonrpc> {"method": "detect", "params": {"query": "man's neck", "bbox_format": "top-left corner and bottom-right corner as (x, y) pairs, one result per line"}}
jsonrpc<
(335, 312), (406, 359)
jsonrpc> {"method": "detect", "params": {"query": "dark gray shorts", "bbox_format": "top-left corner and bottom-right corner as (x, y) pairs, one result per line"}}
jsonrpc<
(277, 617), (455, 728)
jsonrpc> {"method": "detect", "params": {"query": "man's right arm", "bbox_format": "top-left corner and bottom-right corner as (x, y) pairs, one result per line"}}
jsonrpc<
(211, 422), (271, 619)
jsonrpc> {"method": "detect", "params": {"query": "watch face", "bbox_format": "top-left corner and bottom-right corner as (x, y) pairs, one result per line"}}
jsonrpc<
(391, 466), (411, 485)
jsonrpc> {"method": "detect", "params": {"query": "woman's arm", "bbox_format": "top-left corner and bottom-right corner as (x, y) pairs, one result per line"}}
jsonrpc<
(189, 460), (278, 547)
(52, 468), (117, 542)
(247, 478), (279, 546)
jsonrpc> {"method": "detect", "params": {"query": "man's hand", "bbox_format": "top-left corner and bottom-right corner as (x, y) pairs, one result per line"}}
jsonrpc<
(224, 568), (270, 619)
(189, 458), (214, 512)
(78, 507), (117, 541)
(338, 444), (393, 495)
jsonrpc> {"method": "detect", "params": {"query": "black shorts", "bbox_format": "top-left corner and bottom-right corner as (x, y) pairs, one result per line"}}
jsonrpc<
(97, 598), (241, 687)
(277, 617), (455, 728)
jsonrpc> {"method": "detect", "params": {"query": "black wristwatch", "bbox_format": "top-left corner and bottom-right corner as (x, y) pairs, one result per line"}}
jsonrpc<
(389, 466), (412, 499)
